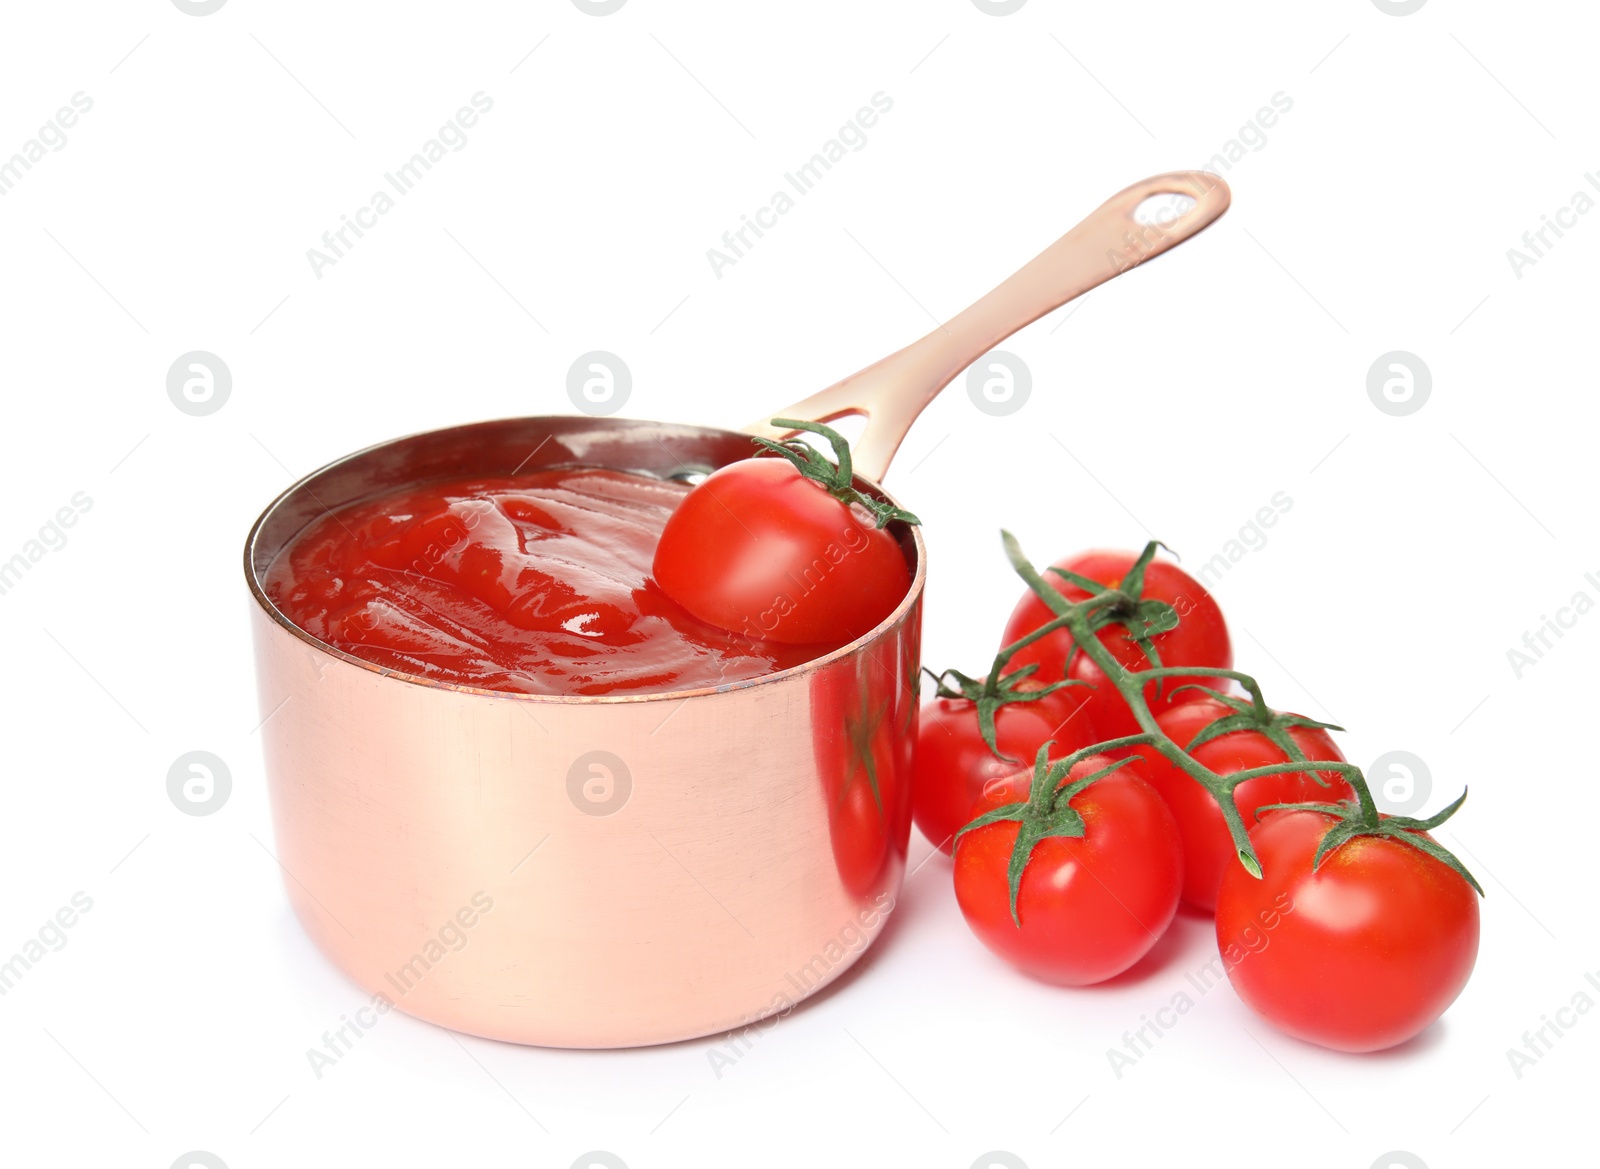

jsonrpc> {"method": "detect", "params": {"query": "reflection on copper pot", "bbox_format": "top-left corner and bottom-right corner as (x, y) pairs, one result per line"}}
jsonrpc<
(246, 171), (1230, 1046)
(247, 417), (923, 1048)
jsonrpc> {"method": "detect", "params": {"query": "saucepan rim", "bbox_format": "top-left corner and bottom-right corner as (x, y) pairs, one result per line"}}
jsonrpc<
(243, 414), (927, 705)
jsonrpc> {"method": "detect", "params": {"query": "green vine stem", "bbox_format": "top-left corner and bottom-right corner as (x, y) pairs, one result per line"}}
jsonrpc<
(922, 663), (1084, 762)
(993, 532), (1481, 892)
(756, 418), (921, 528)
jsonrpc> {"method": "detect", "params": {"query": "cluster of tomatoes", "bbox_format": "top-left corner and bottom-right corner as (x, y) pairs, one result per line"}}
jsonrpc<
(914, 545), (1482, 1054)
(654, 423), (1481, 1054)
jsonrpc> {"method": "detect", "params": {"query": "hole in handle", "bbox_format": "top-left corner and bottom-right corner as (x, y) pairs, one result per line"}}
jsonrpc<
(1133, 191), (1198, 227)
(818, 411), (868, 447)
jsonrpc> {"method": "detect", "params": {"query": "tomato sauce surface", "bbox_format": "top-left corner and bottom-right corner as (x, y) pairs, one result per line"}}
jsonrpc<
(265, 467), (835, 695)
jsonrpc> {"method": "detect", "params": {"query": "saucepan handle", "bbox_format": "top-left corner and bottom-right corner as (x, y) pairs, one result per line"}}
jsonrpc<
(746, 170), (1232, 483)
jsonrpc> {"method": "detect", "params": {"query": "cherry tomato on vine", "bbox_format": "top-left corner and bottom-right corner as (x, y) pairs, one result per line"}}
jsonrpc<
(999, 549), (1231, 739)
(1127, 695), (1354, 912)
(1215, 808), (1480, 1052)
(913, 682), (1098, 854)
(954, 752), (1182, 986)
(653, 421), (917, 646)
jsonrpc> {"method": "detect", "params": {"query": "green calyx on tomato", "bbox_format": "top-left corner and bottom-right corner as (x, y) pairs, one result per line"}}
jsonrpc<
(1170, 681), (1344, 767)
(923, 663), (1084, 763)
(1254, 786), (1484, 896)
(996, 529), (1483, 901)
(1039, 540), (1183, 680)
(954, 737), (1151, 925)
(756, 418), (921, 530)
(1001, 530), (1266, 877)
(654, 418), (916, 645)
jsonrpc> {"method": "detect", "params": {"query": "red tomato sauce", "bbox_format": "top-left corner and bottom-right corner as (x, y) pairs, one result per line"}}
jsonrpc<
(265, 467), (836, 695)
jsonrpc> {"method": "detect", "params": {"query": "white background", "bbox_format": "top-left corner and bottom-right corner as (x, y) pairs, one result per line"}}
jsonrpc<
(1, 1), (1594, 1166)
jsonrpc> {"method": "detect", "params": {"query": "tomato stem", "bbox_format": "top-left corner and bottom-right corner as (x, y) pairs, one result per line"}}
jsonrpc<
(992, 532), (1482, 895)
(757, 419), (921, 528)
(922, 663), (1087, 762)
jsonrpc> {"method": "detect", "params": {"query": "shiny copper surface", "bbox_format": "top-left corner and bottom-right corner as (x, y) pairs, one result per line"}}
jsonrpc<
(752, 171), (1232, 479)
(246, 173), (1229, 1047)
(247, 418), (923, 1048)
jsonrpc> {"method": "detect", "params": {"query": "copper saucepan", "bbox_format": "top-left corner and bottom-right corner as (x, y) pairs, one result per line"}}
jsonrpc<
(246, 172), (1231, 1048)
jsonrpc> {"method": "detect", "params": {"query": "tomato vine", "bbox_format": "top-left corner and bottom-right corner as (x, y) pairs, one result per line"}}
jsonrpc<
(922, 663), (1081, 763)
(971, 532), (1484, 902)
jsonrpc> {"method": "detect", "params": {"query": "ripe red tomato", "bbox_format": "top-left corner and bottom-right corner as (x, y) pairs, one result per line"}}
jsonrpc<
(1215, 809), (1480, 1052)
(953, 754), (1182, 986)
(913, 684), (1098, 854)
(1128, 696), (1354, 911)
(999, 550), (1231, 739)
(654, 454), (913, 646)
